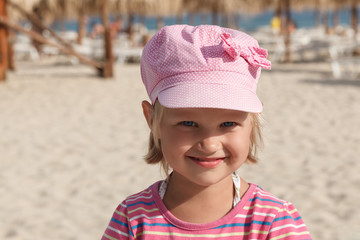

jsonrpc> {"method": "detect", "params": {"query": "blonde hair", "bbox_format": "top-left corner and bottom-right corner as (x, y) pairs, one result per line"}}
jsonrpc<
(144, 101), (263, 174)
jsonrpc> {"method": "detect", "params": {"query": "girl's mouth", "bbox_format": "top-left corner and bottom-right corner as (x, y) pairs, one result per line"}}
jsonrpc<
(188, 156), (225, 168)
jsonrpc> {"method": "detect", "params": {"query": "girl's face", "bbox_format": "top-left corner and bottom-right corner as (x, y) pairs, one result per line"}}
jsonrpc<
(158, 107), (252, 187)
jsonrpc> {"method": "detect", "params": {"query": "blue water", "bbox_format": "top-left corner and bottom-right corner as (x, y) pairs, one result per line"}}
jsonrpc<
(51, 8), (358, 33)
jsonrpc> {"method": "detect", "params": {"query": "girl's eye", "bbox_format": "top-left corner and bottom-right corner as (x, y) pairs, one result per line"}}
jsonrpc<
(181, 121), (196, 127)
(221, 122), (236, 127)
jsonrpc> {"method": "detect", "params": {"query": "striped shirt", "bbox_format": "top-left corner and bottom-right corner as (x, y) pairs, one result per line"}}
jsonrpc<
(102, 182), (311, 239)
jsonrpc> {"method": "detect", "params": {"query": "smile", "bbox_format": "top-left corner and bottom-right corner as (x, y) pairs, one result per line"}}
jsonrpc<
(188, 156), (225, 168)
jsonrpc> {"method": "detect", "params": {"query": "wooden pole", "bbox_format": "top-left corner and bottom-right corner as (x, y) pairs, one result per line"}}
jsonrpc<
(322, 11), (329, 34)
(77, 3), (87, 45)
(274, 0), (283, 34)
(350, 0), (358, 39)
(212, 7), (218, 26)
(283, 0), (291, 63)
(7, 28), (14, 70)
(234, 13), (240, 30)
(8, 1), (73, 49)
(0, 0), (8, 81)
(127, 13), (135, 47)
(157, 16), (164, 30)
(0, 16), (103, 70)
(176, 13), (183, 24)
(100, 0), (113, 78)
(188, 13), (195, 26)
(332, 10), (339, 29)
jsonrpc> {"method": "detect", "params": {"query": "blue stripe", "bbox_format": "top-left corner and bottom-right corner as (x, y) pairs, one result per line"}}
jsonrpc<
(111, 217), (129, 228)
(274, 216), (292, 222)
(274, 215), (303, 222)
(252, 220), (272, 226)
(132, 222), (175, 230)
(213, 220), (272, 229)
(249, 197), (283, 205)
(127, 201), (155, 207)
(111, 218), (134, 237)
(129, 229), (134, 237)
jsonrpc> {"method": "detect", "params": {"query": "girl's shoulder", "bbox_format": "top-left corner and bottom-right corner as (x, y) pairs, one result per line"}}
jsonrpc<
(246, 184), (297, 213)
(120, 181), (161, 212)
(123, 181), (160, 202)
(249, 184), (290, 205)
(245, 184), (312, 239)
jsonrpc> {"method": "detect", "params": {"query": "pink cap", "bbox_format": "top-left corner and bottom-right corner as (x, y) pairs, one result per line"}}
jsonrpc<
(141, 24), (271, 113)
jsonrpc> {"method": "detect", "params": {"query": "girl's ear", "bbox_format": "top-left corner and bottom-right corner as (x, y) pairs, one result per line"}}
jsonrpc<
(142, 100), (154, 129)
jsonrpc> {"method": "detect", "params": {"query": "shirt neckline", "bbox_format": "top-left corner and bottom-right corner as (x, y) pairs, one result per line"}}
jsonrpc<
(158, 172), (241, 207)
(151, 180), (257, 231)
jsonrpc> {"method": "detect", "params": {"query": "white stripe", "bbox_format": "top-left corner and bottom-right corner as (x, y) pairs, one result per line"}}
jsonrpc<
(107, 226), (129, 237)
(253, 191), (289, 206)
(269, 223), (307, 233)
(127, 194), (153, 202)
(253, 190), (278, 199)
(236, 212), (277, 218)
(253, 191), (275, 198)
(130, 214), (164, 222)
(127, 189), (152, 199)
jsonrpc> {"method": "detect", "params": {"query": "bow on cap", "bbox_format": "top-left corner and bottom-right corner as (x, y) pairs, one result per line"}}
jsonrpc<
(220, 32), (271, 70)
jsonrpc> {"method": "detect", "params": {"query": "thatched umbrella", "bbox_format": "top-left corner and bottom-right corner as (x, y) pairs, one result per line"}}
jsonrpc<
(2, 0), (113, 77)
(182, 0), (223, 26)
(181, 0), (274, 28)
(182, 0), (217, 25)
(154, 0), (183, 28)
(306, 0), (360, 39)
(346, 0), (360, 37)
(0, 0), (35, 79)
(33, 0), (102, 42)
(291, 0), (358, 37)
(117, 0), (182, 29)
(107, 0), (183, 47)
(290, 0), (347, 31)
(182, 0), (249, 27)
(7, 0), (41, 21)
(265, 0), (337, 62)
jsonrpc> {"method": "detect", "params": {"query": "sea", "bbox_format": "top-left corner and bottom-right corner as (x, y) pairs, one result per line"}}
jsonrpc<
(51, 7), (358, 33)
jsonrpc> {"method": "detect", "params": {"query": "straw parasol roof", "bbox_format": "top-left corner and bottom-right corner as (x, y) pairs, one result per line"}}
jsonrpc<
(30, 0), (184, 21)
(8, 0), (360, 31)
(8, 0), (41, 12)
(182, 0), (244, 14)
(270, 0), (354, 12)
(237, 0), (273, 15)
(289, 0), (346, 12)
(155, 0), (183, 17)
(7, 0), (41, 21)
(34, 0), (103, 22)
(109, 0), (182, 17)
(6, 0), (98, 24)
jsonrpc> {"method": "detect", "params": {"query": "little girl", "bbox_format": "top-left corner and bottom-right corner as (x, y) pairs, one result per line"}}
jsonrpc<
(102, 25), (311, 239)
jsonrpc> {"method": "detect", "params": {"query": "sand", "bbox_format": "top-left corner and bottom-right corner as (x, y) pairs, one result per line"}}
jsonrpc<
(0, 59), (359, 240)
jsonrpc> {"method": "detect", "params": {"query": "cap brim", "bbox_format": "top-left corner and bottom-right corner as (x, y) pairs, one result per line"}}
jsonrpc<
(158, 83), (262, 113)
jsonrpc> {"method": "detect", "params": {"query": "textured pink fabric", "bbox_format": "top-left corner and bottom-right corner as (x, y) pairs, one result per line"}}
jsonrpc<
(140, 24), (271, 113)
(102, 182), (312, 239)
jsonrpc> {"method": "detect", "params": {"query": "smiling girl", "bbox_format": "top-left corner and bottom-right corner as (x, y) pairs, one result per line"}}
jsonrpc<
(101, 24), (311, 240)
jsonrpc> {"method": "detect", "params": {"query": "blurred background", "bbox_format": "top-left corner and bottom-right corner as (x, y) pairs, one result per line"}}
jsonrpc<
(0, 0), (360, 240)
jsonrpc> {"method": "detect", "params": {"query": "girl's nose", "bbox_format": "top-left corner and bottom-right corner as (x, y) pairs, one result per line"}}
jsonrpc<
(197, 136), (222, 154)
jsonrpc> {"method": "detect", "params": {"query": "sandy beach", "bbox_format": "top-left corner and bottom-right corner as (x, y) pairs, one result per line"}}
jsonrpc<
(1, 58), (359, 240)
